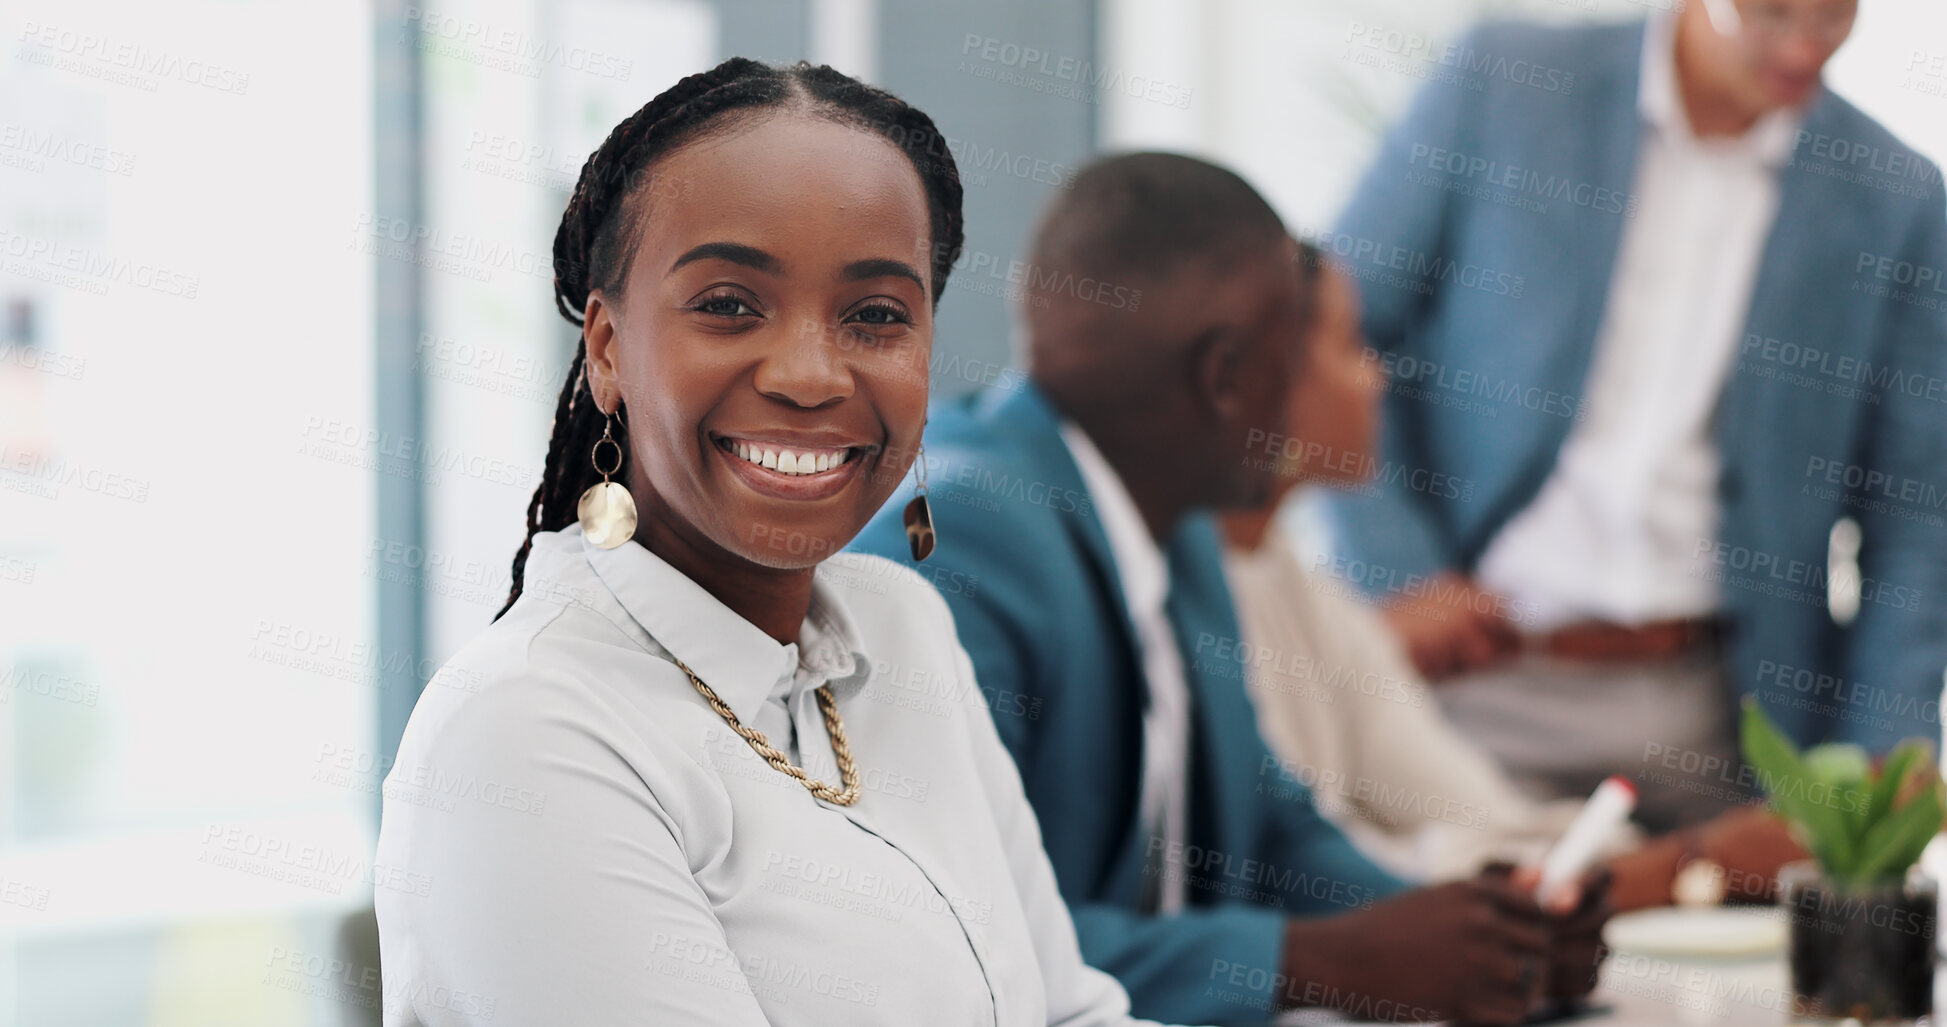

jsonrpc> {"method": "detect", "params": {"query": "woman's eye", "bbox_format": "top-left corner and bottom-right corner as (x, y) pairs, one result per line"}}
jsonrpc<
(694, 295), (756, 318)
(850, 304), (911, 326)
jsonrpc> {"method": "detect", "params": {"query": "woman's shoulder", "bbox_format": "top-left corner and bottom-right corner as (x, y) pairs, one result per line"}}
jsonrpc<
(389, 590), (687, 785)
(818, 551), (954, 619)
(382, 603), (729, 865)
(818, 550), (997, 665)
(394, 604), (598, 753)
(815, 554), (1018, 742)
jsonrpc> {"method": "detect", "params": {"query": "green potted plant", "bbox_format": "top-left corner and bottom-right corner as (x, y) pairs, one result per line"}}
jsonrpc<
(1742, 698), (1943, 1024)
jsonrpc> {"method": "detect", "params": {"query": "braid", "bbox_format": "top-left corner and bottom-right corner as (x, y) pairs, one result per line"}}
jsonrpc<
(497, 347), (586, 619)
(495, 58), (965, 621)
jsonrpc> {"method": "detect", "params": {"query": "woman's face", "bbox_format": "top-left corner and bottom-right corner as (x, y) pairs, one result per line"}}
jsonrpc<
(1283, 266), (1384, 487)
(583, 115), (935, 570)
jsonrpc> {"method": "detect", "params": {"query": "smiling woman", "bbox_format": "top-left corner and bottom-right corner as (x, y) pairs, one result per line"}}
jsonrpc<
(494, 58), (962, 629)
(371, 58), (1175, 1027)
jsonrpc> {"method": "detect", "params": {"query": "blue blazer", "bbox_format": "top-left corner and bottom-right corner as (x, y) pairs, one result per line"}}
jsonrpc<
(850, 382), (1408, 1026)
(1325, 19), (1947, 750)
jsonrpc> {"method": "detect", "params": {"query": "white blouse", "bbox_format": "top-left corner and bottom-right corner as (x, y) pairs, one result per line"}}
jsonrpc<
(373, 524), (1172, 1027)
(1224, 527), (1638, 881)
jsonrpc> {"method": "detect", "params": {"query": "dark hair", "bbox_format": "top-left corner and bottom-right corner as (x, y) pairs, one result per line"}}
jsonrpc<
(495, 58), (966, 620)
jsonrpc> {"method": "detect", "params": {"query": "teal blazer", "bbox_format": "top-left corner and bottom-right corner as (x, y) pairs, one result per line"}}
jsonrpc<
(1325, 19), (1947, 750)
(851, 382), (1409, 1026)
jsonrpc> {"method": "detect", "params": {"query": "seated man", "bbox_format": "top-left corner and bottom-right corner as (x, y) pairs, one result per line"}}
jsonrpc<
(852, 152), (1605, 1027)
(1220, 244), (1805, 910)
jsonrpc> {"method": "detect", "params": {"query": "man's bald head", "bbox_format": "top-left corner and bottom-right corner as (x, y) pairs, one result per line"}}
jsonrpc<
(1024, 153), (1291, 392)
(1030, 151), (1287, 288)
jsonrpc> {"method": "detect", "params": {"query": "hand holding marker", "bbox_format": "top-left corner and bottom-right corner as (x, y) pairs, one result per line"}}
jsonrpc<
(1535, 776), (1636, 913)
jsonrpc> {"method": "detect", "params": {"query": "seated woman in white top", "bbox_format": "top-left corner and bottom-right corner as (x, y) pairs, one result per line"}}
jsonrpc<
(1219, 245), (1806, 911)
(374, 58), (1176, 1027)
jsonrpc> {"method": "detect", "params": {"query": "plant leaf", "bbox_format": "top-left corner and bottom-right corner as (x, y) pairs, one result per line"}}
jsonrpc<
(1867, 740), (1931, 825)
(1805, 742), (1877, 852)
(1741, 699), (1856, 875)
(1851, 777), (1946, 885)
(1804, 743), (1872, 786)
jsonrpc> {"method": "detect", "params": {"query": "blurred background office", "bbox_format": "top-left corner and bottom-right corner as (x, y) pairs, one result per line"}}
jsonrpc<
(1, 0), (1942, 1022)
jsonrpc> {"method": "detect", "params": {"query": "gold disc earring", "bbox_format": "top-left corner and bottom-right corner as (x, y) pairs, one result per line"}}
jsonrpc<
(578, 412), (638, 549)
(903, 441), (935, 561)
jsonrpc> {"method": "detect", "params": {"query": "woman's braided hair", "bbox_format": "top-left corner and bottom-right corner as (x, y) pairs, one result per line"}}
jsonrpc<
(496, 58), (965, 620)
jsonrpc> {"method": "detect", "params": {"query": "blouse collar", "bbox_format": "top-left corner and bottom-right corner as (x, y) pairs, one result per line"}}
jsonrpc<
(547, 523), (872, 727)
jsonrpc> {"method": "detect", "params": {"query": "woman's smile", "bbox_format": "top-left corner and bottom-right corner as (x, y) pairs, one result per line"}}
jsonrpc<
(710, 431), (875, 502)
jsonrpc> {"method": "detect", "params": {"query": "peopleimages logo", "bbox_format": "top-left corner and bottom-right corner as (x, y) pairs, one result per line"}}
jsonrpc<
(0, 229), (200, 299)
(1853, 251), (1947, 312)
(1856, 252), (1947, 294)
(1740, 333), (1947, 405)
(16, 21), (251, 94)
(1804, 456), (1947, 524)
(1406, 144), (1636, 216)
(1342, 22), (1577, 94)
(1303, 228), (1526, 299)
(1793, 131), (1940, 184)
(401, 7), (633, 80)
(959, 34), (1194, 109)
(1366, 350), (1584, 421)
(1692, 537), (1921, 612)
(0, 123), (137, 176)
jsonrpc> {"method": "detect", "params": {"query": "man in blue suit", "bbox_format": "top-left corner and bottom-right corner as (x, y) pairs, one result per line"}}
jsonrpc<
(853, 154), (1605, 1026)
(1322, 0), (1947, 826)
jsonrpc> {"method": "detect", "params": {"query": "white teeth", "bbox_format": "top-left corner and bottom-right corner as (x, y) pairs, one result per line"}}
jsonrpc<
(726, 440), (854, 476)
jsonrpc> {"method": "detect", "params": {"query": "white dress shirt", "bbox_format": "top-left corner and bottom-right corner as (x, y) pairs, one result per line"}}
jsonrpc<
(1473, 11), (1802, 630)
(373, 523), (1172, 1027)
(1056, 420), (1190, 915)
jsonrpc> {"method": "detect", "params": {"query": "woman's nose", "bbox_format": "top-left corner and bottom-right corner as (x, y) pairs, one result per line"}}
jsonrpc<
(753, 320), (855, 408)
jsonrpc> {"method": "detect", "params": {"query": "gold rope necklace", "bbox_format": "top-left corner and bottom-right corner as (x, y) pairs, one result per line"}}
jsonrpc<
(674, 655), (861, 806)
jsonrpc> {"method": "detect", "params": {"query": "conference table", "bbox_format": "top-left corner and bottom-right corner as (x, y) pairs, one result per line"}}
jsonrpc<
(1590, 904), (1940, 1026)
(1280, 906), (1939, 1026)
(1592, 914), (1796, 1026)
